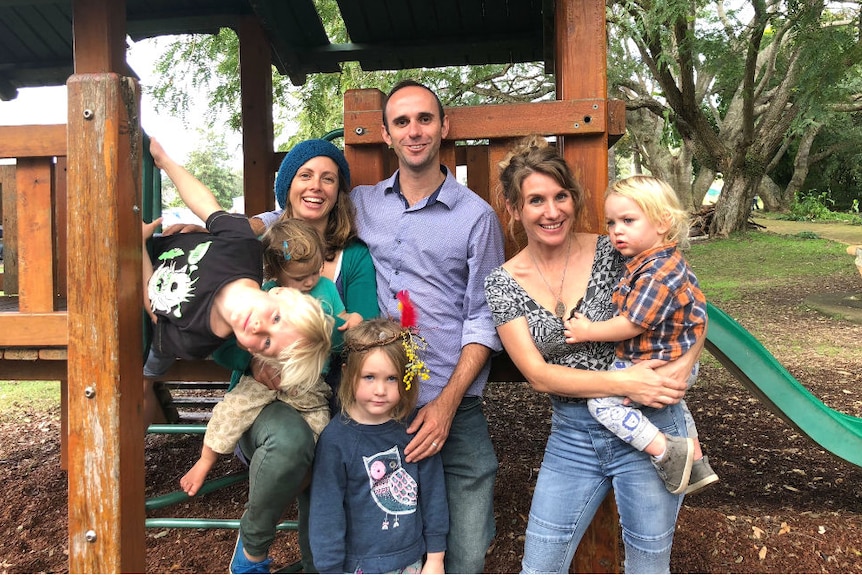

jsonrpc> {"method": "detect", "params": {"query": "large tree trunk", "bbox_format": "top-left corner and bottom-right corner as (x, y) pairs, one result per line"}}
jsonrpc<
(709, 174), (760, 237)
(782, 122), (823, 208)
(757, 175), (783, 212)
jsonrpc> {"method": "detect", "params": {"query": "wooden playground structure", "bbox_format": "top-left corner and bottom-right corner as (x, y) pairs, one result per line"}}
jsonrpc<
(0, 0), (626, 571)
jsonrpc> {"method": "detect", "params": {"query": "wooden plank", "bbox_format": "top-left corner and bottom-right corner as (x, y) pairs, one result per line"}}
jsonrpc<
(0, 312), (67, 346)
(60, 378), (68, 470)
(40, 348), (68, 360)
(344, 99), (607, 146)
(54, 157), (68, 298)
(16, 158), (55, 311)
(0, 125), (67, 158)
(0, 359), (66, 380)
(66, 71), (145, 574)
(343, 89), (389, 187)
(239, 15), (275, 216)
(3, 348), (37, 360)
(1, 164), (19, 295)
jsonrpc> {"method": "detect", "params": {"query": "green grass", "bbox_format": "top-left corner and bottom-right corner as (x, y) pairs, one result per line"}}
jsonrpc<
(686, 232), (852, 302)
(0, 380), (61, 416)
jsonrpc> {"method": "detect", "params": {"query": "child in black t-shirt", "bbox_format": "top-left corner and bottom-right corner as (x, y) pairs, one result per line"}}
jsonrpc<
(142, 138), (333, 429)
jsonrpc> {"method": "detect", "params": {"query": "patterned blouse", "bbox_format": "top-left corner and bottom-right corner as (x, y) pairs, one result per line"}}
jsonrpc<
(484, 235), (625, 380)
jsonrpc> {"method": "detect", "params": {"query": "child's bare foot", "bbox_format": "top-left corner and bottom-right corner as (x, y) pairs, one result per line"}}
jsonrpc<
(180, 460), (210, 496)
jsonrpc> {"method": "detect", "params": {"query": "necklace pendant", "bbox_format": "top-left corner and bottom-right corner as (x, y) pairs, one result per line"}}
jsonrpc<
(554, 300), (566, 318)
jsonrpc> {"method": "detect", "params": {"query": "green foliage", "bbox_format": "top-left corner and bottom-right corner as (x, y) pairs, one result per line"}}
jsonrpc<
(163, 130), (242, 211)
(686, 232), (852, 302)
(782, 190), (862, 224)
(0, 381), (60, 418)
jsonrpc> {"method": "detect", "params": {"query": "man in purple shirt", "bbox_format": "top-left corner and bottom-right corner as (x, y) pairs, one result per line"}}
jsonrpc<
(351, 79), (505, 574)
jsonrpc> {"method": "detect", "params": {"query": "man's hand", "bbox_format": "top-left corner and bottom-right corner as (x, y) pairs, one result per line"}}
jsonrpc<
(404, 394), (457, 463)
(142, 217), (162, 242)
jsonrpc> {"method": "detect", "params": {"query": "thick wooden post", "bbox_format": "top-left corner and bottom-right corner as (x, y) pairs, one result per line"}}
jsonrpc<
(343, 89), (390, 186)
(556, 0), (611, 234)
(66, 0), (145, 572)
(66, 72), (146, 575)
(556, 0), (622, 572)
(239, 15), (275, 216)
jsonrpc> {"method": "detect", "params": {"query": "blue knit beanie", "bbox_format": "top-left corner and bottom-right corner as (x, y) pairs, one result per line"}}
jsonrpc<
(274, 139), (351, 210)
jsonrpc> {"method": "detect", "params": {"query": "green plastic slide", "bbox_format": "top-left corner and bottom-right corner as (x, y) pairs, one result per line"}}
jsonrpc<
(705, 303), (862, 468)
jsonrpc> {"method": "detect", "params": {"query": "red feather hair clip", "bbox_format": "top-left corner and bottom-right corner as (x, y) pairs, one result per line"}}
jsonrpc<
(395, 290), (428, 391)
(396, 290), (417, 329)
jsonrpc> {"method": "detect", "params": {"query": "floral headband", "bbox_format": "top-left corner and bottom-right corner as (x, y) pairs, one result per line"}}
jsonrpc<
(343, 290), (430, 390)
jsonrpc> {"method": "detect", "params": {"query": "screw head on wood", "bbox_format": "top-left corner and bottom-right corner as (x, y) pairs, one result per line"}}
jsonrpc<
(83, 109), (94, 120)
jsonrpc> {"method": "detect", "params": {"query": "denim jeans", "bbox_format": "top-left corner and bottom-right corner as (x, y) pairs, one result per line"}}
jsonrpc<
(439, 396), (498, 574)
(521, 399), (686, 574)
(237, 401), (316, 570)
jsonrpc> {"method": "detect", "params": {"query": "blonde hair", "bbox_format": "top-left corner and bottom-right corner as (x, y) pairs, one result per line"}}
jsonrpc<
(606, 175), (691, 249)
(497, 135), (586, 244)
(259, 287), (333, 396)
(339, 318), (419, 422)
(261, 218), (325, 283)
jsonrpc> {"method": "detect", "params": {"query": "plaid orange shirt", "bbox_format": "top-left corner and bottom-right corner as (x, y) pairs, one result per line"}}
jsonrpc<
(612, 244), (707, 361)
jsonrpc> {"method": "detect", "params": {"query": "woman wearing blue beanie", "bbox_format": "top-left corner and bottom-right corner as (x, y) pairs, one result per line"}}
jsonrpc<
(241, 139), (379, 573)
(251, 138), (377, 322)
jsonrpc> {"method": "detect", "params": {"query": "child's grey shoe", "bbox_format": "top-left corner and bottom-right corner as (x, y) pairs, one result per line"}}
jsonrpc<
(685, 455), (719, 495)
(651, 435), (694, 495)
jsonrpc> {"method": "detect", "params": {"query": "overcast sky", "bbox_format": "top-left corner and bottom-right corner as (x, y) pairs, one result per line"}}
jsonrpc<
(0, 37), (223, 165)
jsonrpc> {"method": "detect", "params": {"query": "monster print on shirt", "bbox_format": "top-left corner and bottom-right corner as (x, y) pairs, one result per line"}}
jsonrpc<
(148, 240), (212, 319)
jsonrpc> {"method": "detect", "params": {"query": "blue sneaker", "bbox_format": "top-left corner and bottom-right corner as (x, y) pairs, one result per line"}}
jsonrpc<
(230, 532), (273, 574)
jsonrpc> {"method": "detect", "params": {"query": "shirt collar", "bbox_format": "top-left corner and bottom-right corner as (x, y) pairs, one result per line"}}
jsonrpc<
(387, 165), (453, 209)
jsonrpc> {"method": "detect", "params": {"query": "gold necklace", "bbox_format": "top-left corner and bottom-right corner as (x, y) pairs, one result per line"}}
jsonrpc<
(528, 235), (572, 318)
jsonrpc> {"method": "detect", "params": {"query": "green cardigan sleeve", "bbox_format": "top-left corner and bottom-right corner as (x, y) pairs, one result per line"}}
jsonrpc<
(339, 239), (380, 320)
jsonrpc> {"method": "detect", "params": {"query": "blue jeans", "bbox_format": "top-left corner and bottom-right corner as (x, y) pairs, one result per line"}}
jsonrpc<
(521, 399), (686, 574)
(237, 401), (316, 571)
(439, 396), (498, 574)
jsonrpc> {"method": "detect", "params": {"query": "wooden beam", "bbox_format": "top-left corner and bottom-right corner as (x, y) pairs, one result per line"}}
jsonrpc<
(345, 99), (608, 146)
(0, 125), (67, 158)
(239, 15), (275, 217)
(66, 72), (145, 573)
(0, 313), (67, 346)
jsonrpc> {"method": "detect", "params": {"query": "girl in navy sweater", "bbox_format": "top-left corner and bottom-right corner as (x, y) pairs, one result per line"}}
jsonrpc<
(310, 309), (448, 573)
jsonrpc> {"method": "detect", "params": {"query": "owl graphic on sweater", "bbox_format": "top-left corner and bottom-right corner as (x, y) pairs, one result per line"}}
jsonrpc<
(363, 446), (418, 529)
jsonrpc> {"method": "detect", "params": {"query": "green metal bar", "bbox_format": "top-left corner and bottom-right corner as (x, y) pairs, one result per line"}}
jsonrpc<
(147, 423), (207, 435)
(146, 472), (249, 511)
(145, 518), (298, 531)
(321, 128), (344, 142)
